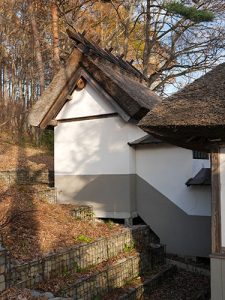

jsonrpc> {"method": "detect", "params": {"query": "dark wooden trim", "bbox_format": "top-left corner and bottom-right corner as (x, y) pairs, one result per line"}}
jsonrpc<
(57, 113), (118, 123)
(48, 119), (58, 126)
(211, 149), (221, 253)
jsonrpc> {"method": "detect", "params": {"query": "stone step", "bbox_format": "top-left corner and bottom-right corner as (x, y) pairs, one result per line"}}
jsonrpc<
(119, 265), (176, 300)
(101, 264), (176, 300)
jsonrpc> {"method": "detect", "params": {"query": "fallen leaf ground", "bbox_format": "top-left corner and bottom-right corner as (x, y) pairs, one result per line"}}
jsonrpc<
(146, 270), (210, 300)
(0, 288), (40, 300)
(0, 131), (53, 171)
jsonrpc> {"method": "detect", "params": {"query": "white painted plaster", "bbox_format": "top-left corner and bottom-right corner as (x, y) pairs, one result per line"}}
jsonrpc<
(54, 116), (145, 175)
(56, 83), (116, 120)
(219, 148), (225, 247)
(136, 146), (211, 216)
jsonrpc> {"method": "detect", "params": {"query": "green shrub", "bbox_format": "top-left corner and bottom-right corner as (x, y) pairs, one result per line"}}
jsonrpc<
(124, 242), (135, 253)
(76, 234), (93, 243)
(105, 219), (114, 230)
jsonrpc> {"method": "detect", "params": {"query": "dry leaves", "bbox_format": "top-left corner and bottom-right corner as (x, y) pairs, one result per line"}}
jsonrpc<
(0, 184), (123, 262)
(0, 132), (53, 171)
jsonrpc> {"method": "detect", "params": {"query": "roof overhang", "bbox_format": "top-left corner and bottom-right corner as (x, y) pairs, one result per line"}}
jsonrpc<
(138, 124), (225, 152)
(128, 134), (165, 147)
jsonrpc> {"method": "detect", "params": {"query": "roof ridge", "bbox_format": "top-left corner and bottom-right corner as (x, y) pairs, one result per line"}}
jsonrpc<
(67, 29), (148, 83)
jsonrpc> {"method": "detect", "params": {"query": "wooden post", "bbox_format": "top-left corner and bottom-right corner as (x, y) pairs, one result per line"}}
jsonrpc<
(211, 149), (221, 253)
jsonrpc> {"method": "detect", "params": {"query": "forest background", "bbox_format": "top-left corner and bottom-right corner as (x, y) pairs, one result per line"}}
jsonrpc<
(1, 0), (225, 146)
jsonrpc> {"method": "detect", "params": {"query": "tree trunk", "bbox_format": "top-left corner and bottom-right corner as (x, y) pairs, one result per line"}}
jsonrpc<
(51, 1), (60, 73)
(29, 2), (45, 95)
(143, 0), (151, 77)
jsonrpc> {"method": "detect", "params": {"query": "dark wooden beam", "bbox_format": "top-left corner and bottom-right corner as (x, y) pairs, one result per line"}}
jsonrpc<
(48, 119), (58, 126)
(57, 113), (118, 123)
(211, 149), (221, 254)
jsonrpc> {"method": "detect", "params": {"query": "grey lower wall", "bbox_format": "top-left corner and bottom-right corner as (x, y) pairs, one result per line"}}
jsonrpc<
(136, 176), (211, 257)
(211, 256), (225, 300)
(55, 174), (137, 219)
(55, 174), (210, 257)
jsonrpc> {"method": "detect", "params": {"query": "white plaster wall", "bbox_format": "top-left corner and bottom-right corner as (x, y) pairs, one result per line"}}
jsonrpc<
(136, 145), (211, 216)
(56, 83), (116, 120)
(54, 116), (145, 175)
(220, 148), (225, 247)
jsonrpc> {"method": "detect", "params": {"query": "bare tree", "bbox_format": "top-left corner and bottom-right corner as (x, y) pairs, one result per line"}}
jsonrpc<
(51, 1), (61, 72)
(28, 1), (45, 94)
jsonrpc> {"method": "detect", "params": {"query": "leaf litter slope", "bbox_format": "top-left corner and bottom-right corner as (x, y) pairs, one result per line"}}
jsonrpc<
(0, 184), (123, 262)
(0, 132), (53, 171)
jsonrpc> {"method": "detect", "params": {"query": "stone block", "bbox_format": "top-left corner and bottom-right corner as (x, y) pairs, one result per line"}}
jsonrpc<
(0, 280), (5, 292)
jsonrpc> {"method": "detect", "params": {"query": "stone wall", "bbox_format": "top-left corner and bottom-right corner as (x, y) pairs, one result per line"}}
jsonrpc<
(1, 226), (163, 292)
(70, 205), (94, 221)
(59, 253), (148, 299)
(0, 246), (6, 292)
(0, 170), (54, 186)
(59, 252), (168, 299)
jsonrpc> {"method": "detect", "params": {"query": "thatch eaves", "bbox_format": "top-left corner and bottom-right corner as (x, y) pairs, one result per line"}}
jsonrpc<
(139, 63), (225, 128)
(28, 49), (82, 128)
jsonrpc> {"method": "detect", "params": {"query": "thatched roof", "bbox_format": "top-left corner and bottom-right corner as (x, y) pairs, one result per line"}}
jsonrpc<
(28, 30), (161, 128)
(82, 57), (160, 120)
(140, 63), (225, 128)
(139, 63), (225, 150)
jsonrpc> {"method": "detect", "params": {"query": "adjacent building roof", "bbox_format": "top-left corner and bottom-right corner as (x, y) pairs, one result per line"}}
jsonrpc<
(139, 63), (225, 151)
(128, 135), (164, 147)
(186, 168), (211, 187)
(28, 30), (161, 129)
